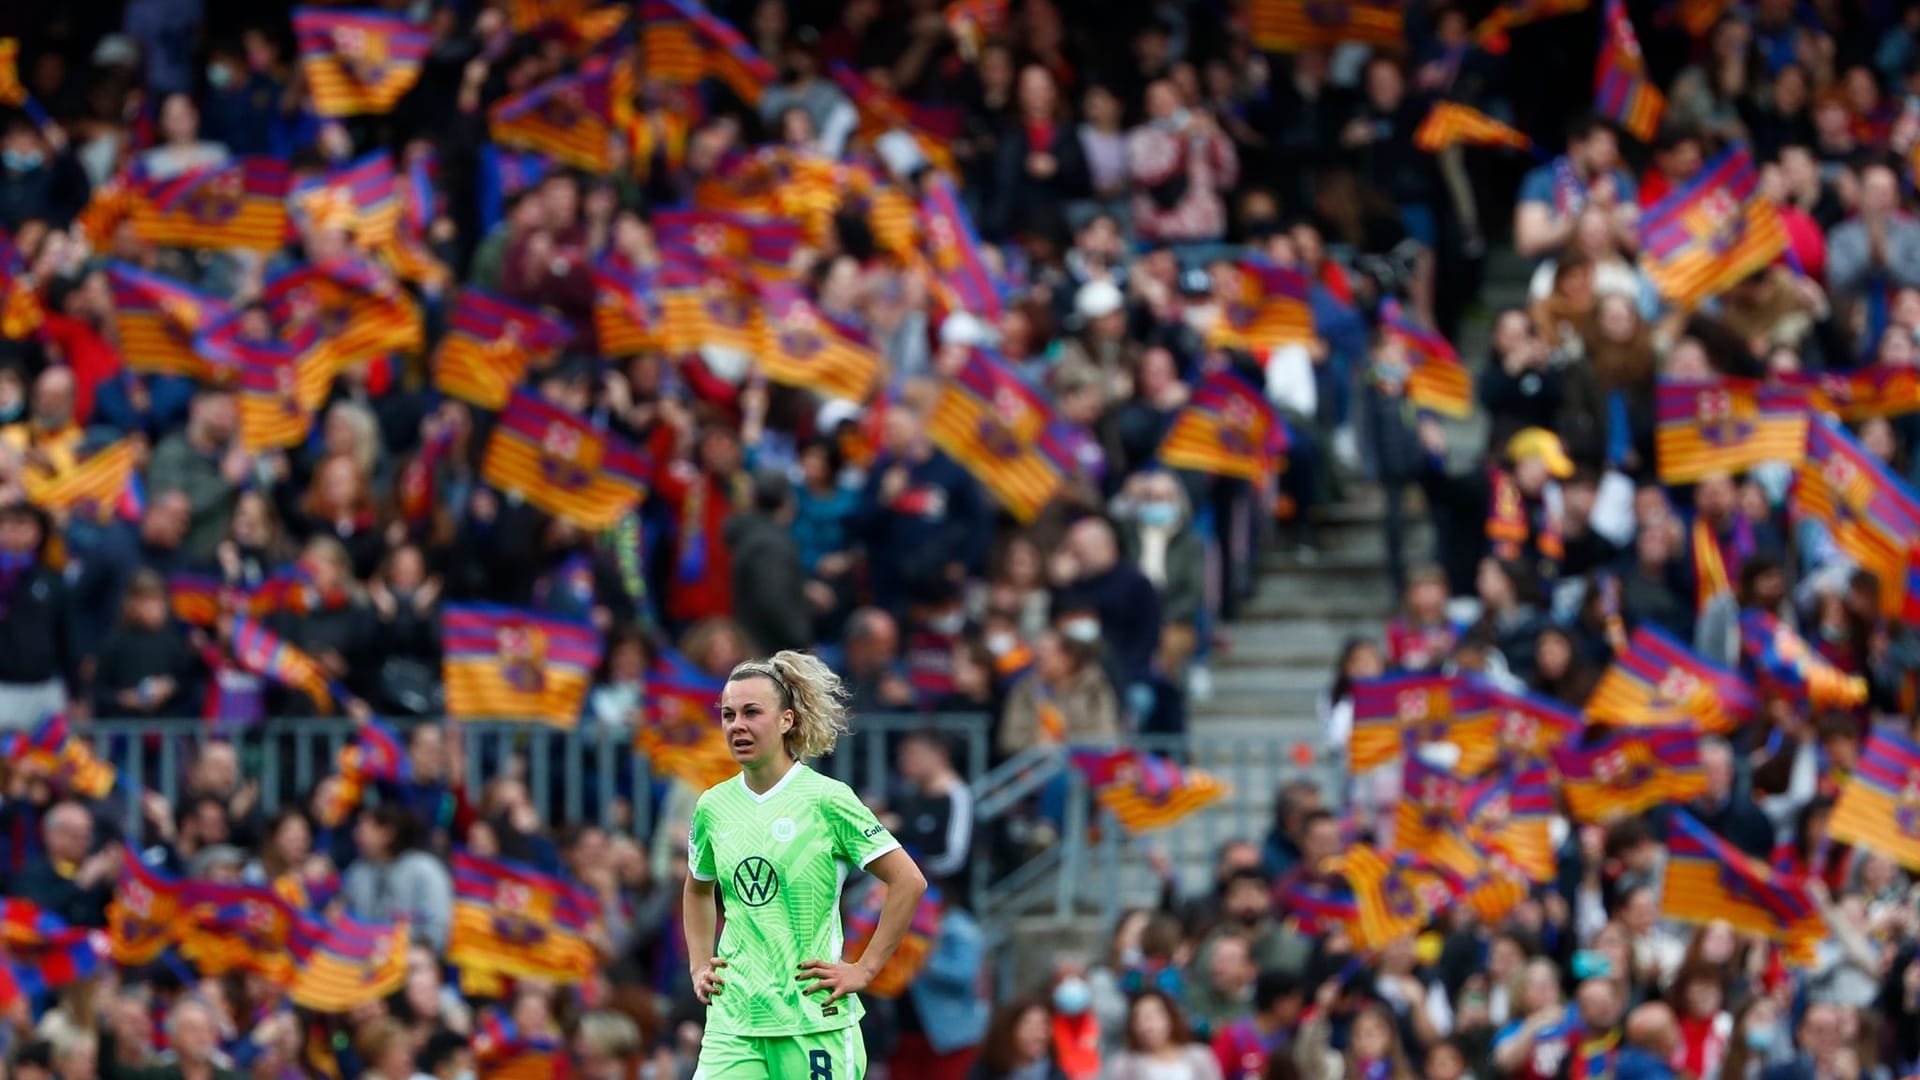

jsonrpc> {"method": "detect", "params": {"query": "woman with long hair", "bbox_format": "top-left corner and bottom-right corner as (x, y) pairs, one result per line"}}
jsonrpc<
(684, 651), (928, 1079)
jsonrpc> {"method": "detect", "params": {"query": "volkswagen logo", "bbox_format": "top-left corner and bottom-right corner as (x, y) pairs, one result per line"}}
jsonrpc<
(732, 857), (781, 907)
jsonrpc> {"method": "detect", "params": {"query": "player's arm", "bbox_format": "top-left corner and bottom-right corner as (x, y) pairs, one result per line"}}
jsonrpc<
(848, 848), (929, 982)
(685, 804), (726, 1004)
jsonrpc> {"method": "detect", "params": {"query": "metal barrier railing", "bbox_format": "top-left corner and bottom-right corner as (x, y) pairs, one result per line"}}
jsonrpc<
(82, 711), (990, 889)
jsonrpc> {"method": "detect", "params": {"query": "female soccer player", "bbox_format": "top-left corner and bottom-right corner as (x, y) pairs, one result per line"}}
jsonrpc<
(685, 651), (929, 1080)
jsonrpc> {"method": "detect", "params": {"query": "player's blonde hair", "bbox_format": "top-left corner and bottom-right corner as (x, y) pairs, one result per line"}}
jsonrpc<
(727, 650), (851, 761)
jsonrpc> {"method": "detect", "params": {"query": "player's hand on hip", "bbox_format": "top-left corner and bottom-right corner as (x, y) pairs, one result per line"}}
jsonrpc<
(796, 959), (872, 1006)
(692, 958), (727, 1004)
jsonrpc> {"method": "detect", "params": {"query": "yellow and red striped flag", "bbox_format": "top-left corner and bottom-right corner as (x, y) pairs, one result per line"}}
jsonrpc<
(943, 0), (1008, 58)
(104, 261), (231, 381)
(1585, 623), (1757, 733)
(1247, 0), (1404, 51)
(479, 390), (651, 531)
(489, 57), (620, 172)
(288, 152), (402, 245)
(926, 352), (1074, 523)
(1472, 0), (1590, 50)
(1655, 378), (1807, 484)
(1595, 0), (1664, 142)
(1207, 259), (1316, 352)
(431, 290), (570, 409)
(1553, 729), (1706, 823)
(289, 918), (409, 1012)
(131, 158), (291, 252)
(1830, 727), (1920, 872)
(1380, 299), (1474, 419)
(1157, 370), (1288, 484)
(753, 281), (884, 403)
(450, 853), (601, 981)
(1773, 366), (1920, 422)
(1639, 147), (1788, 310)
(1414, 102), (1533, 153)
(636, 0), (776, 105)
(1791, 416), (1920, 619)
(259, 257), (423, 374)
(22, 440), (137, 519)
(108, 852), (183, 967)
(1663, 810), (1824, 964)
(1070, 749), (1231, 833)
(294, 9), (431, 117)
(1349, 675), (1501, 774)
(1324, 846), (1463, 951)
(590, 254), (660, 357)
(444, 604), (602, 727)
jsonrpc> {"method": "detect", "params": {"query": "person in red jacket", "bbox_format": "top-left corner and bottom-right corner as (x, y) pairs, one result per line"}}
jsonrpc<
(653, 422), (748, 629)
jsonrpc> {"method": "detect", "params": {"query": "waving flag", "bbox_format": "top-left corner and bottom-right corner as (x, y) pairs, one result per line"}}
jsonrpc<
(259, 258), (422, 371)
(1381, 300), (1474, 419)
(1157, 370), (1288, 483)
(1, 900), (108, 1000)
(654, 208), (803, 280)
(1774, 366), (1920, 422)
(1792, 416), (1920, 619)
(444, 605), (602, 726)
(1323, 846), (1462, 950)
(927, 351), (1069, 523)
(232, 618), (337, 712)
(1070, 748), (1230, 832)
(0, 233), (42, 341)
(4, 713), (116, 800)
(1248, 0), (1404, 51)
(1663, 810), (1823, 963)
(489, 58), (619, 172)
(1473, 0), (1590, 49)
(637, 0), (776, 104)
(752, 281), (884, 402)
(844, 885), (943, 998)
(178, 883), (312, 984)
(23, 440), (137, 521)
(1638, 147), (1788, 310)
(1463, 765), (1558, 882)
(1586, 624), (1758, 733)
(830, 63), (962, 176)
(1414, 102), (1533, 153)
(1553, 729), (1705, 822)
(317, 719), (412, 826)
(1349, 675), (1497, 773)
(431, 291), (570, 409)
(476, 147), (554, 232)
(294, 9), (430, 117)
(1740, 611), (1869, 710)
(132, 158), (290, 251)
(1481, 686), (1583, 767)
(108, 854), (183, 966)
(1831, 728), (1920, 871)
(480, 390), (651, 530)
(1208, 260), (1315, 352)
(288, 153), (402, 244)
(1595, 0), (1664, 141)
(290, 917), (410, 1012)
(637, 649), (734, 790)
(105, 262), (232, 381)
(449, 852), (600, 982)
(656, 275), (761, 357)
(1655, 379), (1806, 483)
(0, 39), (49, 129)
(235, 352), (317, 452)
(474, 1009), (570, 1080)
(919, 174), (1005, 321)
(591, 256), (660, 356)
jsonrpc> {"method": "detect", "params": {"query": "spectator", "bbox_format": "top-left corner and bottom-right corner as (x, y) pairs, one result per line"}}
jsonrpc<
(1825, 161), (1920, 306)
(1108, 989), (1225, 1079)
(145, 389), (246, 563)
(89, 568), (195, 718)
(342, 804), (454, 951)
(896, 902), (990, 1080)
(725, 469), (813, 655)
(891, 730), (975, 896)
(1213, 971), (1305, 1080)
(972, 997), (1069, 1080)
(998, 630), (1120, 756)
(14, 802), (117, 928)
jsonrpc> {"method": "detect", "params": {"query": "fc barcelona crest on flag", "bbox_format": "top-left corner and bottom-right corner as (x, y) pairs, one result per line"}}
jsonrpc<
(774, 303), (824, 358)
(495, 624), (549, 694)
(185, 173), (245, 225)
(1695, 388), (1755, 446)
(1897, 771), (1920, 840)
(539, 421), (594, 490)
(1682, 189), (1741, 254)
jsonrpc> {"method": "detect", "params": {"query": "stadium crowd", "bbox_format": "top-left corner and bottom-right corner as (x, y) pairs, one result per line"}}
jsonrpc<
(3, 0), (1920, 1077)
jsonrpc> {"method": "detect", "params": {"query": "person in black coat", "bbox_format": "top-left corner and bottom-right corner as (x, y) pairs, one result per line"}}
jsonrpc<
(987, 65), (1092, 241)
(13, 802), (117, 929)
(1051, 516), (1163, 701)
(0, 500), (77, 722)
(91, 570), (200, 719)
(725, 470), (814, 656)
(1684, 735), (1775, 861)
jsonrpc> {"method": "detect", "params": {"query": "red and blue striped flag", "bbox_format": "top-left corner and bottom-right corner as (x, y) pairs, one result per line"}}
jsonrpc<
(232, 617), (337, 712)
(288, 152), (402, 244)
(1380, 300), (1473, 419)
(443, 604), (602, 726)
(289, 917), (410, 1012)
(1793, 416), (1920, 619)
(1655, 378), (1807, 484)
(108, 853), (184, 966)
(294, 9), (432, 117)
(1350, 675), (1498, 773)
(926, 351), (1069, 523)
(105, 262), (232, 381)
(1481, 685), (1583, 767)
(1638, 147), (1788, 310)
(1740, 610), (1868, 710)
(1, 899), (108, 1000)
(920, 174), (1004, 321)
(637, 649), (734, 790)
(1830, 727), (1920, 871)
(450, 853), (600, 984)
(653, 208), (802, 280)
(1069, 748), (1230, 833)
(1156, 369), (1288, 484)
(1595, 0), (1664, 141)
(1663, 809), (1823, 963)
(844, 886), (943, 998)
(1586, 624), (1758, 733)
(479, 389), (651, 530)
(431, 290), (571, 409)
(488, 57), (619, 171)
(4, 713), (115, 799)
(1463, 764), (1558, 883)
(475, 1009), (571, 1080)
(1553, 729), (1705, 822)
(132, 158), (291, 251)
(176, 882), (312, 984)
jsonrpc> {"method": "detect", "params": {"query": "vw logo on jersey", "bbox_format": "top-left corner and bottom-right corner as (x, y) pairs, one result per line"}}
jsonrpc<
(733, 857), (781, 907)
(770, 818), (796, 843)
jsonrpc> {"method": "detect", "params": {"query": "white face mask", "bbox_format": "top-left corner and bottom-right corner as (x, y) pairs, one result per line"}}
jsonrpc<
(928, 610), (967, 635)
(1062, 618), (1101, 644)
(985, 631), (1017, 656)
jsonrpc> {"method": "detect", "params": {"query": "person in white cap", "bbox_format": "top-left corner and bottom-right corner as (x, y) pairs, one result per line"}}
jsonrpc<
(1058, 279), (1138, 408)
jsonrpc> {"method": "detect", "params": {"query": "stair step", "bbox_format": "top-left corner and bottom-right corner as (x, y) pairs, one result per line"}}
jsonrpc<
(1217, 617), (1390, 661)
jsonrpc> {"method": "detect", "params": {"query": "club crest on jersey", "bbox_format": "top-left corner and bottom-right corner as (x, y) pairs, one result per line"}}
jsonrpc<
(770, 817), (796, 842)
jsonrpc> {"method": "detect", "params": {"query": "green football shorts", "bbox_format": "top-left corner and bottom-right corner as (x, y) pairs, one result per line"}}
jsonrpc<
(692, 1027), (867, 1080)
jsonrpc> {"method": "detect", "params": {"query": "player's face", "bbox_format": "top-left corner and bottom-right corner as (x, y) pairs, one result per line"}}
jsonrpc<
(719, 676), (794, 767)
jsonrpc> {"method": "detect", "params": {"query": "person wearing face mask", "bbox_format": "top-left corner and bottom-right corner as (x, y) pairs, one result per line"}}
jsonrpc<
(1118, 470), (1208, 687)
(0, 119), (91, 231)
(1049, 516), (1163, 723)
(1047, 960), (1104, 1080)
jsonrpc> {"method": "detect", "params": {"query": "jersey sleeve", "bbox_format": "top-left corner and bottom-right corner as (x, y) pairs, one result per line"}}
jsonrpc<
(687, 798), (718, 882)
(824, 782), (901, 870)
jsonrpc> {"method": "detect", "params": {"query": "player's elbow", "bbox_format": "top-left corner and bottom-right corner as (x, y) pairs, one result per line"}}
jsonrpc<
(897, 858), (929, 900)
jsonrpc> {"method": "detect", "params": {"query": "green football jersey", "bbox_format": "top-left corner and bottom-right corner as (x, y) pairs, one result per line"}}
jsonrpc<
(688, 764), (901, 1037)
